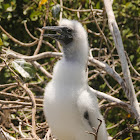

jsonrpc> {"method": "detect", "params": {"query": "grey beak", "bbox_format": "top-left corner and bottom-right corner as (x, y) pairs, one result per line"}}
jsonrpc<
(42, 26), (73, 45)
(42, 26), (65, 40)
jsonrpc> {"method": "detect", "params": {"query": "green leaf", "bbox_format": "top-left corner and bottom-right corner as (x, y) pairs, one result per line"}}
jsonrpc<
(125, 2), (132, 8)
(0, 38), (3, 46)
(2, 34), (8, 40)
(126, 33), (133, 38)
(133, 126), (139, 131)
(3, 3), (10, 11)
(124, 137), (130, 140)
(96, 2), (100, 9)
(130, 55), (134, 61)
(99, 83), (106, 90)
(30, 11), (42, 21)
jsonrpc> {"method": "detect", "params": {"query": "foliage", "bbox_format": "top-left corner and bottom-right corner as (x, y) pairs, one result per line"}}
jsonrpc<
(0, 0), (140, 139)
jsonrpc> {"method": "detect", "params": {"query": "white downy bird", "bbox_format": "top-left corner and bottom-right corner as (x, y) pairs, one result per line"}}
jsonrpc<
(43, 19), (108, 140)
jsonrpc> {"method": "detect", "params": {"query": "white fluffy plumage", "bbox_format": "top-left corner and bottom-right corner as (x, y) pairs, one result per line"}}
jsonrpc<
(43, 19), (108, 140)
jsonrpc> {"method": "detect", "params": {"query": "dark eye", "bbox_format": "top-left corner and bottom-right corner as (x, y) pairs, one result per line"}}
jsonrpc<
(67, 28), (72, 33)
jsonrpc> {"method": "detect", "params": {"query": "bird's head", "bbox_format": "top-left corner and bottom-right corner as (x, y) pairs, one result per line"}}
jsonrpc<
(42, 19), (88, 63)
(42, 19), (87, 46)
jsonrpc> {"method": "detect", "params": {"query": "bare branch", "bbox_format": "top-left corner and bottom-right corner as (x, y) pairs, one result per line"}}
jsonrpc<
(86, 119), (102, 140)
(1, 58), (40, 140)
(23, 21), (38, 40)
(89, 57), (125, 91)
(107, 119), (125, 130)
(62, 6), (102, 13)
(33, 0), (50, 55)
(0, 100), (42, 107)
(125, 51), (140, 77)
(5, 48), (128, 94)
(59, 0), (63, 21)
(88, 86), (128, 106)
(103, 0), (140, 124)
(0, 90), (42, 100)
(0, 127), (16, 140)
(0, 25), (38, 47)
(32, 61), (52, 78)
(6, 50), (62, 61)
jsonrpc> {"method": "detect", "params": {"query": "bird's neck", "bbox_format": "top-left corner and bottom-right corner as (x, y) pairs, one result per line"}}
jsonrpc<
(52, 41), (89, 88)
(62, 40), (89, 66)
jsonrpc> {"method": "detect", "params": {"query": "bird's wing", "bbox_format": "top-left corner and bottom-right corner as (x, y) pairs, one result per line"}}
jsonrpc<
(76, 88), (107, 139)
(77, 88), (99, 128)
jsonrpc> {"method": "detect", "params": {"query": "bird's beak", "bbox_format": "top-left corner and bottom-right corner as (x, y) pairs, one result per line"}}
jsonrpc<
(42, 26), (65, 40)
(42, 26), (73, 44)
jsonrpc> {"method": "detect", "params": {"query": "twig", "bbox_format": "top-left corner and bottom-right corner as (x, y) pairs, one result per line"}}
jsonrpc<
(1, 58), (40, 140)
(0, 25), (38, 47)
(19, 122), (26, 138)
(23, 21), (37, 40)
(100, 74), (116, 93)
(0, 83), (18, 88)
(20, 84), (39, 139)
(95, 119), (102, 140)
(32, 61), (52, 78)
(24, 21), (59, 52)
(34, 0), (50, 55)
(0, 127), (16, 140)
(86, 119), (102, 140)
(107, 119), (125, 130)
(88, 56), (126, 92)
(77, 5), (82, 19)
(125, 51), (140, 77)
(59, 0), (63, 21)
(44, 128), (51, 140)
(112, 125), (131, 139)
(0, 100), (43, 107)
(1, 85), (17, 92)
(62, 6), (102, 13)
(0, 105), (27, 110)
(90, 6), (110, 52)
(0, 91), (43, 103)
(88, 86), (132, 114)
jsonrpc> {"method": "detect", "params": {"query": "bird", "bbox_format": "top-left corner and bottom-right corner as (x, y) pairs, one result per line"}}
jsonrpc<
(42, 19), (108, 140)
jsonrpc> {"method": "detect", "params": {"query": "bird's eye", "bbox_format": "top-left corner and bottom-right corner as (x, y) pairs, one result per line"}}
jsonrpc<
(67, 28), (72, 33)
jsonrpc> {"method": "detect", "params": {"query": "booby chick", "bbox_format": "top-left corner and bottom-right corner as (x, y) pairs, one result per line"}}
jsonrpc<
(43, 19), (108, 140)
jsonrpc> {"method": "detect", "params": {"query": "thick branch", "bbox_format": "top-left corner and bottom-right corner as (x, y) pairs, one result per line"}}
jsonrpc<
(4, 48), (140, 122)
(103, 0), (140, 124)
(6, 51), (62, 61)
(88, 86), (134, 116)
(89, 57), (124, 87)
(5, 49), (126, 92)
